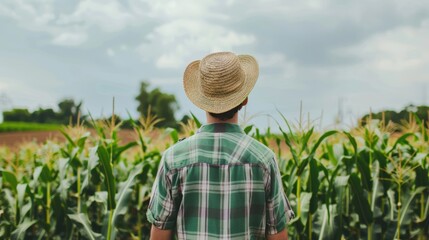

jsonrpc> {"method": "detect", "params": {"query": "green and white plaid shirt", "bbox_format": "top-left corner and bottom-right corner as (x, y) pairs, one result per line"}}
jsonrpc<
(147, 123), (294, 239)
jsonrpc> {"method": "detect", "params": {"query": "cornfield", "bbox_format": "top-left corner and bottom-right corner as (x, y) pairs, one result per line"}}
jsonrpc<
(0, 112), (428, 239)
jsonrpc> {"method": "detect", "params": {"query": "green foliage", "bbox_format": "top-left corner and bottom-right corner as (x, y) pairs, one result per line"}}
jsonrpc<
(2, 98), (84, 125)
(57, 99), (84, 124)
(0, 115), (162, 239)
(0, 112), (428, 239)
(30, 108), (56, 123)
(135, 81), (179, 128)
(0, 121), (62, 132)
(361, 104), (429, 128)
(67, 214), (103, 240)
(3, 109), (31, 122)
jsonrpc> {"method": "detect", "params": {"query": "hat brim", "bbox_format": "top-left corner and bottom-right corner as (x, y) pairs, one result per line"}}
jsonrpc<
(183, 55), (259, 114)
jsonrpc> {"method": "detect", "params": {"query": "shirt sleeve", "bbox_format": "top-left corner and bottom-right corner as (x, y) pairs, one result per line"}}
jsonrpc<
(265, 156), (295, 235)
(146, 153), (180, 230)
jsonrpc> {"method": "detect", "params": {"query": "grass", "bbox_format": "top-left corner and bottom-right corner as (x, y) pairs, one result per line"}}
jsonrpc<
(0, 121), (63, 132)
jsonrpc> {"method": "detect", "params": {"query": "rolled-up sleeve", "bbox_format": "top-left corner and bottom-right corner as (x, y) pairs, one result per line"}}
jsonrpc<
(146, 155), (178, 230)
(266, 156), (295, 235)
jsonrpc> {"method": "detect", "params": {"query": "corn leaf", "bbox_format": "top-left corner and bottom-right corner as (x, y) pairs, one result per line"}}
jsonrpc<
(349, 173), (373, 225)
(112, 163), (143, 228)
(309, 130), (338, 157)
(166, 128), (179, 143)
(244, 125), (253, 135)
(394, 186), (427, 239)
(279, 126), (299, 166)
(68, 213), (103, 240)
(299, 192), (312, 225)
(97, 145), (116, 210)
(308, 157), (320, 213)
(11, 219), (37, 240)
(81, 146), (100, 193)
(357, 151), (371, 191)
(1, 170), (18, 192)
(190, 112), (202, 128)
(387, 133), (414, 155)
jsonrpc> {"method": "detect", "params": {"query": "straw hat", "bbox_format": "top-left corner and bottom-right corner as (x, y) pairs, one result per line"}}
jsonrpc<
(183, 52), (259, 113)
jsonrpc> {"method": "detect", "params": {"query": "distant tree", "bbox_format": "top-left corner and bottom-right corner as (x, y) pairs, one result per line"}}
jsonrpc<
(58, 99), (74, 118)
(135, 81), (179, 128)
(31, 108), (56, 123)
(136, 82), (150, 114)
(3, 108), (31, 122)
(2, 99), (85, 125)
(179, 114), (191, 125)
(57, 99), (84, 124)
(106, 114), (122, 126)
(360, 104), (429, 128)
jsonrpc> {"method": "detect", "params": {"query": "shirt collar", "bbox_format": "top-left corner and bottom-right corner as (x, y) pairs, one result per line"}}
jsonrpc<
(198, 123), (244, 134)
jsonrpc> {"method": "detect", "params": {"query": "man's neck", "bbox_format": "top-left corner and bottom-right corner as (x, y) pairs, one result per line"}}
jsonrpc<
(206, 112), (238, 124)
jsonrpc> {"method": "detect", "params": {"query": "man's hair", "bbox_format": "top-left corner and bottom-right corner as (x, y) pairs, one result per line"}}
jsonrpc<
(208, 104), (244, 121)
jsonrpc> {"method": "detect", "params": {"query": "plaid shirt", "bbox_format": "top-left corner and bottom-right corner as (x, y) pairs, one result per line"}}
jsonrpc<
(147, 123), (294, 239)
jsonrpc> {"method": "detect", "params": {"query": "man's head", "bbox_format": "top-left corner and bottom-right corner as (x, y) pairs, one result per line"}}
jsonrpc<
(208, 97), (248, 121)
(183, 52), (259, 118)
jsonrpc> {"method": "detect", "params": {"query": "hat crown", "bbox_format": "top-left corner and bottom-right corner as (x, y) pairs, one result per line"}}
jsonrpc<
(183, 51), (258, 113)
(199, 52), (245, 98)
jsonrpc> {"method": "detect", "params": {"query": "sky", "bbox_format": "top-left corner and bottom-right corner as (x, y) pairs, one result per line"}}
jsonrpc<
(0, 0), (428, 131)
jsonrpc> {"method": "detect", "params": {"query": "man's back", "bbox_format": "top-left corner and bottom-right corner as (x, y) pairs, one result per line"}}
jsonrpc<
(147, 123), (294, 239)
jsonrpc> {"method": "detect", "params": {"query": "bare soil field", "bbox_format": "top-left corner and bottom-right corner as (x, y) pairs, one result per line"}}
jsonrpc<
(0, 129), (289, 154)
(0, 129), (138, 149)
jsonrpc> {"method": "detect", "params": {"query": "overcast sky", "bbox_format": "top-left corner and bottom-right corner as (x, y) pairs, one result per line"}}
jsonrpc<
(0, 0), (428, 131)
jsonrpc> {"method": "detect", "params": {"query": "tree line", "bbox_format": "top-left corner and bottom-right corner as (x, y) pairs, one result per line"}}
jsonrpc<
(2, 99), (83, 125)
(360, 104), (429, 128)
(2, 81), (188, 129)
(2, 81), (428, 129)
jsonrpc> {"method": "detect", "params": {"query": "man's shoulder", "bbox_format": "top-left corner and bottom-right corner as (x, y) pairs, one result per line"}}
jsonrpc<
(163, 132), (276, 169)
(166, 133), (198, 151)
(242, 134), (276, 161)
(161, 134), (197, 167)
(163, 136), (191, 154)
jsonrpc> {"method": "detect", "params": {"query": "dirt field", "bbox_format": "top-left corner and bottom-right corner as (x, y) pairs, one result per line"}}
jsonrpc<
(0, 128), (296, 155)
(0, 129), (138, 149)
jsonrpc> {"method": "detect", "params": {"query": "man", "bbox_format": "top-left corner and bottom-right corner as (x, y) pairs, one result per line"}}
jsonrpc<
(147, 52), (295, 239)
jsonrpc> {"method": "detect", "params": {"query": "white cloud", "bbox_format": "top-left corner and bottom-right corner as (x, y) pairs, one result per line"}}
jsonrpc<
(138, 19), (256, 69)
(289, 18), (429, 126)
(143, 0), (227, 20)
(106, 48), (115, 56)
(52, 32), (88, 46)
(0, 78), (10, 91)
(255, 53), (298, 87)
(0, 3), (18, 19)
(155, 54), (183, 69)
(0, 75), (58, 111)
(244, 0), (429, 23)
(0, 1), (54, 28)
(57, 0), (135, 32)
(1, 0), (429, 129)
(336, 19), (429, 74)
(0, 0), (142, 47)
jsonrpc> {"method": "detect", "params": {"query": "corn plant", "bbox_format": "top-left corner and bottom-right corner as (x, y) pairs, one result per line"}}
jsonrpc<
(0, 110), (427, 239)
(274, 111), (337, 239)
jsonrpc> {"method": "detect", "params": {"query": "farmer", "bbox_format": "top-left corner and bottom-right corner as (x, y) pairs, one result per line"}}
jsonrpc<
(146, 52), (295, 239)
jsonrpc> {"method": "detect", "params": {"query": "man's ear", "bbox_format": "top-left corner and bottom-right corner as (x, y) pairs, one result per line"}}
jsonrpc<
(242, 97), (248, 106)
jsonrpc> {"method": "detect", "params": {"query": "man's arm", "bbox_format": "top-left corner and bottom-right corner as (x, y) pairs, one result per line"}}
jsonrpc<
(150, 225), (173, 240)
(267, 228), (288, 240)
(146, 152), (180, 239)
(265, 156), (294, 239)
